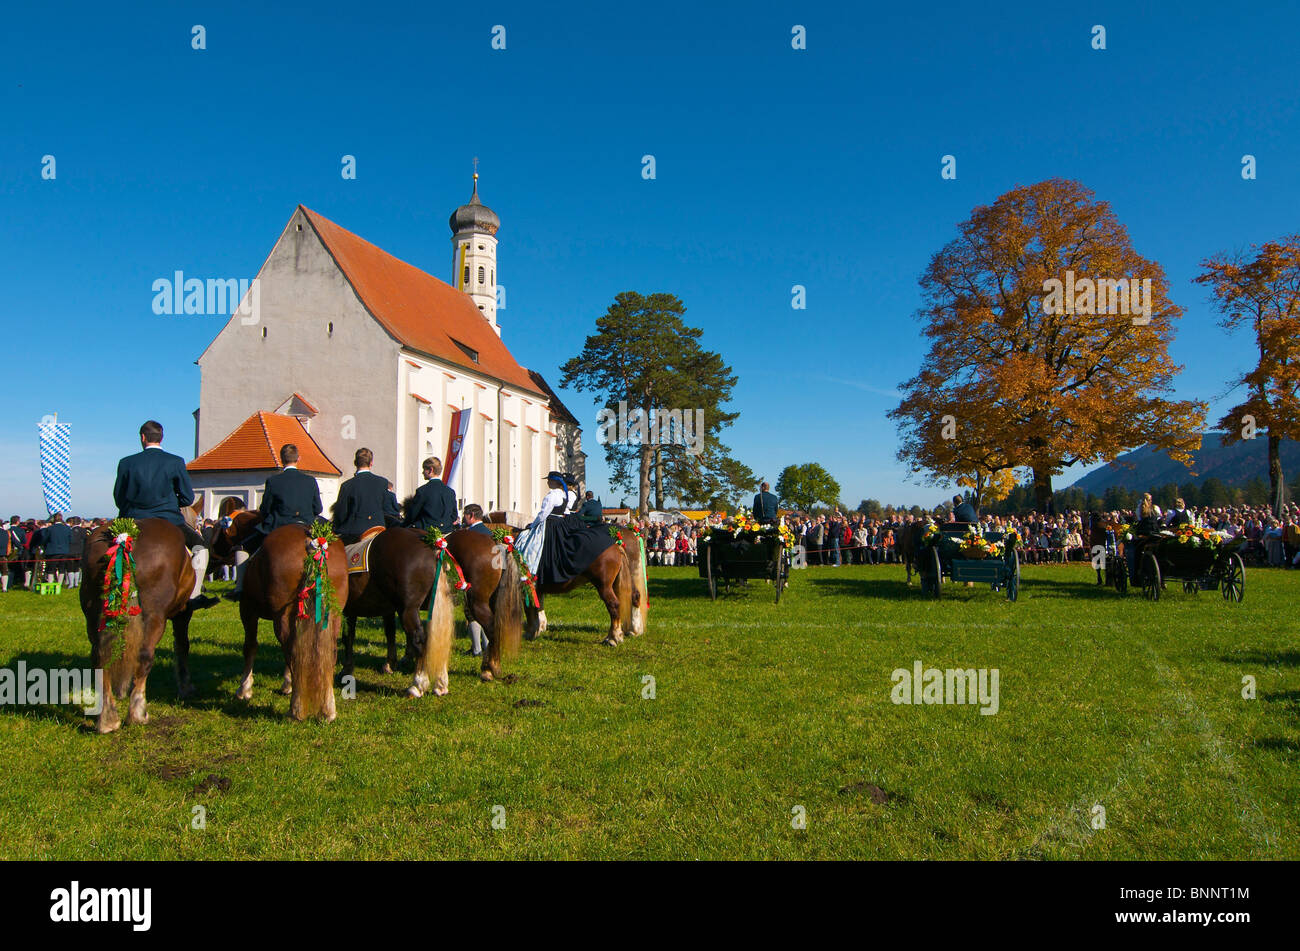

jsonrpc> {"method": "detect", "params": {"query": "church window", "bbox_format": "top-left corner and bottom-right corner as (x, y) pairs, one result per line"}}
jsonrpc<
(491, 269), (494, 284)
(463, 265), (469, 285)
(478, 244), (485, 251)
(261, 327), (267, 338)
(452, 339), (479, 364)
(478, 266), (485, 284)
(327, 321), (334, 335)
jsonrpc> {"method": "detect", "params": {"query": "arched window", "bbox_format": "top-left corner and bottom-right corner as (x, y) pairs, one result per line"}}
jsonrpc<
(463, 265), (469, 286)
(491, 269), (494, 284)
(478, 266), (485, 284)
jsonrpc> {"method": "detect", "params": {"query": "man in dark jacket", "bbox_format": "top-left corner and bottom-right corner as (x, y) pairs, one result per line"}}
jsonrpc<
(952, 494), (979, 524)
(113, 420), (218, 609)
(461, 503), (493, 655)
(67, 517), (87, 588)
(403, 456), (458, 534)
(753, 482), (779, 524)
(333, 448), (402, 544)
(41, 513), (72, 585)
(578, 491), (604, 524)
(256, 444), (323, 539)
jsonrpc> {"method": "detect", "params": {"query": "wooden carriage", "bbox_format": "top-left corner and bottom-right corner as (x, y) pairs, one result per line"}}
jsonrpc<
(698, 528), (790, 603)
(1124, 531), (1246, 602)
(917, 524), (1021, 601)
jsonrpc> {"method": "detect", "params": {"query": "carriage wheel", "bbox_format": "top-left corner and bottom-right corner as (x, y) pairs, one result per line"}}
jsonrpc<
(1183, 581), (1199, 595)
(928, 546), (942, 600)
(1006, 550), (1020, 602)
(1221, 552), (1245, 603)
(1141, 553), (1161, 601)
(1115, 556), (1129, 595)
(706, 545), (717, 601)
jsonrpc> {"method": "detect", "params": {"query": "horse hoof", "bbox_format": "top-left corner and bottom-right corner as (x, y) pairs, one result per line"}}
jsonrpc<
(602, 637), (619, 647)
(479, 670), (494, 682)
(280, 684), (293, 696)
(380, 663), (394, 675)
(96, 713), (122, 734)
(127, 698), (149, 726)
(177, 682), (197, 701)
(405, 685), (423, 699)
(432, 685), (449, 697)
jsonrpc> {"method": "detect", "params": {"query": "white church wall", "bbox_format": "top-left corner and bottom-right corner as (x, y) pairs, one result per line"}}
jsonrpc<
(196, 209), (401, 482)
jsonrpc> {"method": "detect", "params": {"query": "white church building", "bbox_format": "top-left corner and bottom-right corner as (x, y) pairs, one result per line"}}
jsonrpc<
(188, 176), (584, 523)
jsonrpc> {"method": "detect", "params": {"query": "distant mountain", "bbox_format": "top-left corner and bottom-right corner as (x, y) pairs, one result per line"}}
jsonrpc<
(1070, 433), (1300, 494)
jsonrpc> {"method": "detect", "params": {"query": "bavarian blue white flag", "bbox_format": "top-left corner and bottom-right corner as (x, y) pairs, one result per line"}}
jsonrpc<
(39, 416), (72, 515)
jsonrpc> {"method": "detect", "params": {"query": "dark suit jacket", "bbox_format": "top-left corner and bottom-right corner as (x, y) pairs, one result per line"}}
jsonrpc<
(403, 478), (458, 534)
(333, 470), (401, 537)
(42, 523), (72, 555)
(753, 491), (779, 522)
(954, 502), (979, 523)
(466, 521), (493, 536)
(579, 499), (603, 523)
(258, 467), (323, 533)
(113, 447), (195, 526)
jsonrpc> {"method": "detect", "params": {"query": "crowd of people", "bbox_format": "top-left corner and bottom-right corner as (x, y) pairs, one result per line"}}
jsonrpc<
(614, 498), (1300, 569)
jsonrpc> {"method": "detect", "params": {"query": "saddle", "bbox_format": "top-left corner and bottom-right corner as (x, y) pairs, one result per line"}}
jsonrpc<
(345, 526), (386, 575)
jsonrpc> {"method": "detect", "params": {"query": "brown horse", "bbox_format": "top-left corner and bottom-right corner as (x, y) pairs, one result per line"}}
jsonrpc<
(442, 528), (523, 682)
(485, 514), (636, 647)
(341, 527), (455, 698)
(232, 523), (347, 721)
(80, 512), (200, 733)
(898, 520), (928, 585)
(612, 526), (649, 636)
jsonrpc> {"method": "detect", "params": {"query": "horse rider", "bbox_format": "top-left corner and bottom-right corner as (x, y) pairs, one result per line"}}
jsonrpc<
(578, 490), (604, 525)
(226, 443), (322, 599)
(332, 447), (401, 545)
(112, 420), (219, 610)
(403, 456), (458, 534)
(753, 481), (779, 525)
(1165, 497), (1195, 528)
(516, 471), (614, 585)
(460, 503), (493, 657)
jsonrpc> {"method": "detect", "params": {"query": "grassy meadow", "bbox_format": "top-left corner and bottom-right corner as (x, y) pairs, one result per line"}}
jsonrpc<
(0, 562), (1296, 859)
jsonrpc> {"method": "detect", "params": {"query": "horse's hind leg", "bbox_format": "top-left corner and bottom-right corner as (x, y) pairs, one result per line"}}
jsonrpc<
(406, 600), (448, 698)
(474, 596), (500, 682)
(598, 582), (623, 647)
(127, 613), (168, 726)
(86, 609), (122, 734)
(172, 609), (196, 700)
(275, 608), (294, 695)
(381, 613), (397, 675)
(236, 600), (259, 700)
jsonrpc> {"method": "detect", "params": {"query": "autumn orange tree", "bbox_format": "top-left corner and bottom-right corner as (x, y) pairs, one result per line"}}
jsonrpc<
(1195, 236), (1300, 514)
(891, 179), (1206, 512)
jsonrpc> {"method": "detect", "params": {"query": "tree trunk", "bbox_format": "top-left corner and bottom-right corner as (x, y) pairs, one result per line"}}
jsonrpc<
(653, 446), (664, 511)
(1032, 468), (1054, 514)
(638, 445), (651, 516)
(1269, 432), (1284, 516)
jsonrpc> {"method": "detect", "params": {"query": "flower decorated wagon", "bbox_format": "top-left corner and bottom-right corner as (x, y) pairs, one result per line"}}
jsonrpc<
(1119, 524), (1246, 602)
(916, 522), (1021, 601)
(697, 509), (796, 603)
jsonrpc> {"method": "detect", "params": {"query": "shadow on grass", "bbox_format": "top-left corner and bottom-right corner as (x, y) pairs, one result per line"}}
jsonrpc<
(1219, 650), (1300, 667)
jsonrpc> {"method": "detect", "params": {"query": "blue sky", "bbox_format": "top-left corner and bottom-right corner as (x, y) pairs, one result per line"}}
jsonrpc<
(3, 0), (1298, 515)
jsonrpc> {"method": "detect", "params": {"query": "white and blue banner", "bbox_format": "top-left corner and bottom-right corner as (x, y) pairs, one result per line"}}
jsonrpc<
(39, 416), (72, 515)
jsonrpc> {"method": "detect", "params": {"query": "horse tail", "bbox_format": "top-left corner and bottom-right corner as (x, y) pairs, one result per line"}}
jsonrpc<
(493, 546), (523, 661)
(414, 568), (454, 697)
(106, 611), (144, 699)
(627, 533), (648, 635)
(289, 549), (341, 722)
(616, 546), (633, 636)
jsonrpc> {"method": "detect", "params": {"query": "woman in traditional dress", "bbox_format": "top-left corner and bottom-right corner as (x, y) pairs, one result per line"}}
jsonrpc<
(516, 471), (616, 586)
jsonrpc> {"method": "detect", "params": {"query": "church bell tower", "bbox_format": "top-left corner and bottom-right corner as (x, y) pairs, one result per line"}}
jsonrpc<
(449, 163), (501, 335)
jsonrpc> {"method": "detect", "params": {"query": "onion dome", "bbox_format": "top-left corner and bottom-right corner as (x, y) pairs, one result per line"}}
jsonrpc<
(449, 173), (500, 236)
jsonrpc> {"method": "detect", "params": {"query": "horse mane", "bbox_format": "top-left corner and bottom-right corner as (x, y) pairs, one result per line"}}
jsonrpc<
(401, 494), (418, 520)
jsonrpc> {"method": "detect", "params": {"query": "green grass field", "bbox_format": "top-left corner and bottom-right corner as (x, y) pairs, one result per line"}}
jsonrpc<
(1, 563), (1296, 859)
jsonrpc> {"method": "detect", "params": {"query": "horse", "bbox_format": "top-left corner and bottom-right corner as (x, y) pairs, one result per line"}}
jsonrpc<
(79, 503), (203, 733)
(486, 513), (636, 648)
(611, 526), (649, 636)
(230, 522), (347, 721)
(898, 520), (928, 585)
(441, 528), (523, 682)
(341, 527), (455, 699)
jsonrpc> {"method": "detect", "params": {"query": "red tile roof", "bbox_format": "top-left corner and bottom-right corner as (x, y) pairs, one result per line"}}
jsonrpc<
(188, 412), (341, 475)
(300, 206), (545, 398)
